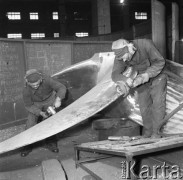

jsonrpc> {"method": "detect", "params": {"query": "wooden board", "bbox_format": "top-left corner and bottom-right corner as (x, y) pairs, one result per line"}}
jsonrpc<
(0, 159), (65, 180)
(76, 135), (183, 156)
(41, 159), (66, 180)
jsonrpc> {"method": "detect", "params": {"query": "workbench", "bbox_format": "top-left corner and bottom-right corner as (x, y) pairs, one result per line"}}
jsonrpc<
(74, 135), (183, 180)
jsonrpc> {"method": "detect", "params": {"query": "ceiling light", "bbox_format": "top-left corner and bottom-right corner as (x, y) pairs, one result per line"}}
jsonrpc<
(120, 0), (125, 4)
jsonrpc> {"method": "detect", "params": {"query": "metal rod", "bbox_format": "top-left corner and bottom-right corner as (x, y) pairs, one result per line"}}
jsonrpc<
(77, 163), (103, 180)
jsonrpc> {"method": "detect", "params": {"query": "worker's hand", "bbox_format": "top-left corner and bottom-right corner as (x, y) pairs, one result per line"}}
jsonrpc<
(132, 73), (149, 88)
(40, 111), (48, 119)
(54, 97), (62, 108)
(126, 78), (133, 87)
(116, 81), (130, 97)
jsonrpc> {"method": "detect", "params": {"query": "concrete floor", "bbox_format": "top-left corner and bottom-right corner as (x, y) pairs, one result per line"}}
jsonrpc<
(0, 121), (95, 179)
(0, 143), (163, 180)
(0, 120), (113, 179)
(0, 144), (168, 180)
(0, 122), (133, 180)
(0, 121), (181, 180)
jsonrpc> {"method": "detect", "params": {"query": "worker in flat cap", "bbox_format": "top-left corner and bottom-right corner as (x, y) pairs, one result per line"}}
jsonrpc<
(111, 38), (167, 138)
(21, 69), (66, 157)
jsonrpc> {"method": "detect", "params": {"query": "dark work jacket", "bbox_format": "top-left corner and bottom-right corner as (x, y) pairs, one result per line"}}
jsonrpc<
(112, 39), (165, 82)
(23, 75), (66, 116)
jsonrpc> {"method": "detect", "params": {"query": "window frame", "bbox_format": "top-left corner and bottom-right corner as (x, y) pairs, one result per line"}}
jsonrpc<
(135, 12), (148, 20)
(7, 33), (22, 39)
(75, 32), (89, 37)
(31, 33), (45, 39)
(29, 12), (39, 20)
(6, 12), (21, 20)
(54, 33), (59, 38)
(52, 12), (59, 20)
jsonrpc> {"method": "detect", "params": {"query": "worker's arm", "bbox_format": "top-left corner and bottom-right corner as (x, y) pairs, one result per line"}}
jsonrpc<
(22, 89), (42, 116)
(132, 40), (165, 88)
(111, 57), (127, 82)
(47, 77), (66, 100)
(46, 76), (67, 108)
(112, 58), (133, 96)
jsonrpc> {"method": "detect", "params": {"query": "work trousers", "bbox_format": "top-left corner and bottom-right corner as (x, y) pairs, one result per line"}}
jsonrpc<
(137, 74), (167, 136)
(25, 92), (58, 146)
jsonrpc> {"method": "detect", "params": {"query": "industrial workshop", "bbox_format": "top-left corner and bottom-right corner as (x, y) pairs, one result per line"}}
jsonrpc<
(0, 0), (183, 179)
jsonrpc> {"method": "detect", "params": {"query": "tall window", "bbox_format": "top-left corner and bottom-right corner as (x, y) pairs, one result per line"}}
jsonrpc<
(135, 12), (147, 20)
(31, 33), (45, 39)
(54, 33), (59, 38)
(52, 12), (58, 20)
(30, 12), (39, 20)
(6, 12), (21, 20)
(7, 33), (22, 39)
(75, 32), (88, 37)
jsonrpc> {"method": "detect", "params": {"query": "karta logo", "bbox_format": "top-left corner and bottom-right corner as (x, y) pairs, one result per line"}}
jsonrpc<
(121, 161), (183, 179)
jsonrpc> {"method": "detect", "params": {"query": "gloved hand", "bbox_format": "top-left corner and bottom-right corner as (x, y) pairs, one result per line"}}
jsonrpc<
(116, 81), (130, 97)
(132, 73), (149, 88)
(40, 111), (48, 119)
(54, 97), (62, 108)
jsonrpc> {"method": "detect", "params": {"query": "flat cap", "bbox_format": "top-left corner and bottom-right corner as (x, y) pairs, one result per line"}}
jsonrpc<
(25, 69), (42, 83)
(112, 39), (129, 50)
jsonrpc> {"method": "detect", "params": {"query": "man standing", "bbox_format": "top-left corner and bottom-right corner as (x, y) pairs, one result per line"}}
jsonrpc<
(111, 39), (167, 138)
(21, 69), (66, 157)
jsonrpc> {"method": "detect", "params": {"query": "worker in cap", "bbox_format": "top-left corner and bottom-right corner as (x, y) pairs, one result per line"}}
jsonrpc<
(24, 69), (43, 89)
(21, 69), (67, 157)
(111, 38), (167, 138)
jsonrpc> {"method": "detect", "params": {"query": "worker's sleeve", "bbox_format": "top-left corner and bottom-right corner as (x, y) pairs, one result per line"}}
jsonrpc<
(22, 89), (42, 116)
(145, 39), (165, 78)
(111, 58), (127, 82)
(47, 77), (66, 100)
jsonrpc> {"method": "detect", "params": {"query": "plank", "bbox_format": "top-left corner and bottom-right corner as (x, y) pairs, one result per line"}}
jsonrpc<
(41, 159), (66, 180)
(76, 136), (183, 156)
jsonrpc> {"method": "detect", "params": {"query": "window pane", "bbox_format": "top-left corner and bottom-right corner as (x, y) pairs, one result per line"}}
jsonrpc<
(30, 12), (39, 20)
(6, 12), (21, 20)
(52, 12), (58, 20)
(135, 12), (147, 20)
(31, 33), (45, 39)
(54, 33), (59, 38)
(75, 32), (88, 37)
(7, 33), (22, 39)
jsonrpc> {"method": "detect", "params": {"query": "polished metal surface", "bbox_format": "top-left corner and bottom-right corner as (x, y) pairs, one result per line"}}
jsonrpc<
(53, 53), (183, 135)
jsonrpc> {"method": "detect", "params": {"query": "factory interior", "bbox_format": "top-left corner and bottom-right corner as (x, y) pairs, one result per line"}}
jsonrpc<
(0, 0), (183, 179)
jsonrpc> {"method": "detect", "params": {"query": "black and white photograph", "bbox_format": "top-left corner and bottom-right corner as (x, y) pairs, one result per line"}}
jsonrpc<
(0, 0), (182, 179)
